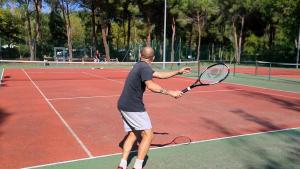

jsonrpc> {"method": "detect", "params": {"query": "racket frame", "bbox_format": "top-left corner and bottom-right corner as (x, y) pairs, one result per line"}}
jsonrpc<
(182, 63), (229, 93)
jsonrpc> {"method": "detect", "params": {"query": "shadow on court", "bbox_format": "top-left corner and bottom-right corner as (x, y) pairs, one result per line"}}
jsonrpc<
(198, 107), (300, 168)
(226, 86), (300, 112)
(0, 108), (11, 137)
(118, 131), (173, 168)
(230, 109), (299, 168)
(227, 129), (300, 169)
(231, 109), (284, 130)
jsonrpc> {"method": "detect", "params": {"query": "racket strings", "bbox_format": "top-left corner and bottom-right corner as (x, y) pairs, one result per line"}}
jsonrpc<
(200, 64), (229, 84)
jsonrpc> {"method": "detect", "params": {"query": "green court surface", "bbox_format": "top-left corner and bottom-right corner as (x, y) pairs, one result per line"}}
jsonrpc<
(24, 128), (300, 169)
(225, 73), (300, 93)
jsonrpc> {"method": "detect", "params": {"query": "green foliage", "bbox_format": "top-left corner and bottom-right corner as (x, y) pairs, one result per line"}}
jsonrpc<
(49, 9), (67, 47)
(0, 9), (23, 45)
(70, 13), (86, 48)
(0, 0), (299, 62)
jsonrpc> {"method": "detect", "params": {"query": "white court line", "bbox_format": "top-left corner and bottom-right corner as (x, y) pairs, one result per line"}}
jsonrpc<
(48, 75), (300, 101)
(21, 127), (300, 169)
(48, 94), (121, 101)
(26, 72), (83, 74)
(82, 71), (124, 84)
(224, 81), (300, 94)
(175, 76), (300, 99)
(22, 69), (93, 158)
(176, 75), (300, 94)
(0, 68), (4, 85)
(48, 89), (245, 101)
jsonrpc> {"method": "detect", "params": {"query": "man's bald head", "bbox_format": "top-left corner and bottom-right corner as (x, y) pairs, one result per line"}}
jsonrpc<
(141, 47), (154, 60)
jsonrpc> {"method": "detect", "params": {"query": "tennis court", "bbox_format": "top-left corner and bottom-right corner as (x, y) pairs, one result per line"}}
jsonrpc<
(0, 61), (300, 169)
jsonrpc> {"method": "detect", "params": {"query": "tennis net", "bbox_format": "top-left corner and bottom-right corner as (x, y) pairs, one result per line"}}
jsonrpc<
(0, 60), (199, 82)
(231, 60), (300, 80)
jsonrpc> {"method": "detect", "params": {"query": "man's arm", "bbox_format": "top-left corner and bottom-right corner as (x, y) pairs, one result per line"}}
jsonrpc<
(145, 80), (182, 98)
(153, 67), (191, 79)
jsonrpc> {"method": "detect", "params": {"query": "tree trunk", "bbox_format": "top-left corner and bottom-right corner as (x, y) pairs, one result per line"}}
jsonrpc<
(60, 0), (72, 61)
(34, 0), (42, 41)
(127, 15), (131, 49)
(170, 17), (176, 62)
(297, 24), (300, 68)
(212, 43), (215, 61)
(101, 25), (110, 61)
(66, 6), (72, 61)
(268, 23), (275, 49)
(91, 6), (98, 54)
(237, 16), (245, 63)
(188, 26), (193, 56)
(122, 18), (126, 46)
(196, 12), (203, 61)
(25, 2), (35, 61)
(146, 17), (151, 47)
(178, 37), (182, 61)
(219, 45), (223, 61)
(232, 16), (239, 63)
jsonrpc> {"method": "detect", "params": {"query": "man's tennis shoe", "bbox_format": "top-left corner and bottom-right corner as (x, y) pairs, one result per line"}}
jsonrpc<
(117, 167), (127, 169)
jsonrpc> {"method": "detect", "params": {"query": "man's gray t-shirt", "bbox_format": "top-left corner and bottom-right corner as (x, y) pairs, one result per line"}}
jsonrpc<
(118, 61), (154, 112)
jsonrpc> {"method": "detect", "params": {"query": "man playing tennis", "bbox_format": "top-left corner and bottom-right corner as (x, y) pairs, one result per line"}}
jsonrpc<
(117, 47), (191, 169)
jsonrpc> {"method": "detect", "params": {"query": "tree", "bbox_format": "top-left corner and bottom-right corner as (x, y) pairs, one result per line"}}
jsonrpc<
(70, 13), (85, 48)
(137, 0), (163, 47)
(168, 0), (181, 62)
(79, 0), (98, 55)
(178, 0), (219, 60)
(48, 2), (67, 47)
(16, 0), (35, 60)
(0, 8), (25, 59)
(59, 0), (74, 61)
(33, 0), (42, 41)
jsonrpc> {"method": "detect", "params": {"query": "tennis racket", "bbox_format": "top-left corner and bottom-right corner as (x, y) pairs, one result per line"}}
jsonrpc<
(151, 136), (192, 147)
(182, 63), (230, 93)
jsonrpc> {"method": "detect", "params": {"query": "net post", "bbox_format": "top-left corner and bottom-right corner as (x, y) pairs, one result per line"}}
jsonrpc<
(296, 24), (300, 69)
(233, 63), (236, 76)
(255, 60), (258, 76)
(268, 63), (271, 80)
(43, 59), (49, 67)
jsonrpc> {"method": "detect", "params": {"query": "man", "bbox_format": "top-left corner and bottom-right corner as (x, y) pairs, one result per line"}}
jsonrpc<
(117, 47), (191, 169)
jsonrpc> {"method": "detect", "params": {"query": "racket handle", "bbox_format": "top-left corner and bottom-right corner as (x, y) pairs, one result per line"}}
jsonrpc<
(181, 87), (191, 93)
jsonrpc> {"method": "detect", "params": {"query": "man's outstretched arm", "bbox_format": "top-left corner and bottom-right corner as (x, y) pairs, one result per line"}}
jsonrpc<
(145, 80), (182, 98)
(153, 67), (191, 79)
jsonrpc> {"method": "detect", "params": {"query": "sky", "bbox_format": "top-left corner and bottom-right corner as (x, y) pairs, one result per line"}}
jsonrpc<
(2, 2), (83, 14)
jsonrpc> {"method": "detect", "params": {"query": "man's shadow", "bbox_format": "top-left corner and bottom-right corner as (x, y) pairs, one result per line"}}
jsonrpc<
(118, 132), (169, 167)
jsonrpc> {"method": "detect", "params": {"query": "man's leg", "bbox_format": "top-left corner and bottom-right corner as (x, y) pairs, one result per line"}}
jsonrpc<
(133, 129), (154, 169)
(122, 131), (137, 160)
(119, 131), (137, 169)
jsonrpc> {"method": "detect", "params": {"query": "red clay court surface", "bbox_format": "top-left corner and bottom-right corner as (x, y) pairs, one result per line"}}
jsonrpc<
(0, 68), (300, 169)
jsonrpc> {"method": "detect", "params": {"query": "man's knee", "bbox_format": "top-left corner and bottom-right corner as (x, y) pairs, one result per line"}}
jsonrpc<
(142, 129), (154, 140)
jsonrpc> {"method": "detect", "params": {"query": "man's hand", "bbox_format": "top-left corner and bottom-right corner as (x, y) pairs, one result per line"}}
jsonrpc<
(167, 90), (183, 99)
(178, 67), (192, 74)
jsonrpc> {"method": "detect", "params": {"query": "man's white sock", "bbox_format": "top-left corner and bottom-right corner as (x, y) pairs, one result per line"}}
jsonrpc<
(133, 159), (144, 169)
(119, 159), (127, 168)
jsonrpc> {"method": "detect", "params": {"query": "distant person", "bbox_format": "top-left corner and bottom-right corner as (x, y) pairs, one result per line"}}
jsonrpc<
(117, 47), (191, 169)
(94, 50), (100, 62)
